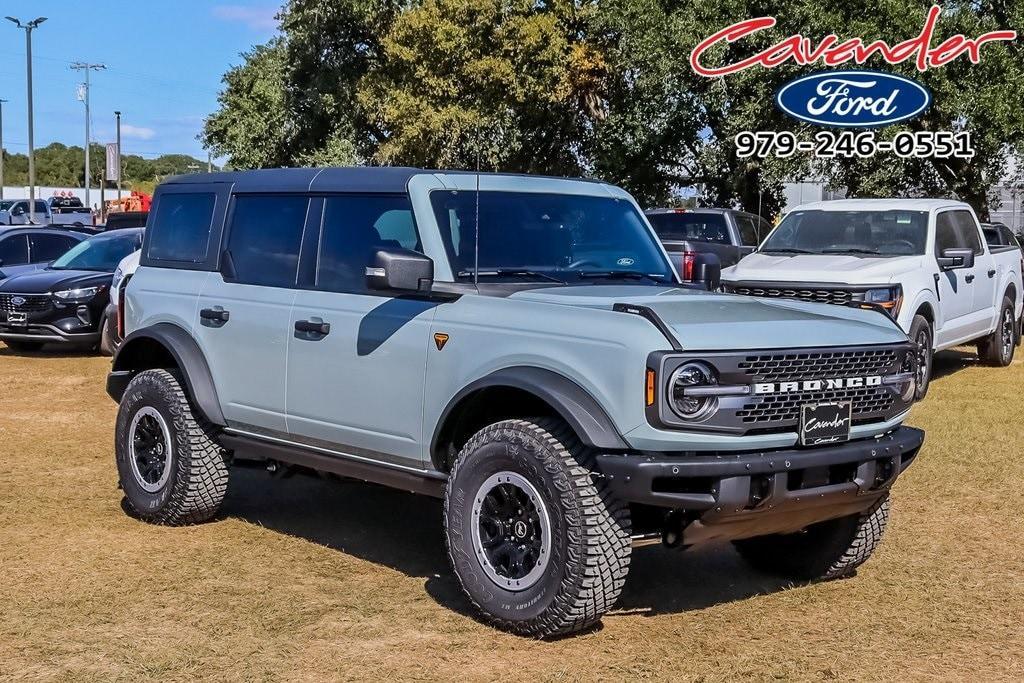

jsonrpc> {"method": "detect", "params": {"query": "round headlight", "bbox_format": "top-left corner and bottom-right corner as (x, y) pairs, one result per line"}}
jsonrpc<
(668, 362), (719, 420)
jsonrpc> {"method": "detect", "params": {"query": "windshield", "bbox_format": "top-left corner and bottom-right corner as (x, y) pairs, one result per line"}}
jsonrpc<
(430, 190), (674, 283)
(51, 233), (141, 271)
(0, 201), (12, 212)
(762, 210), (928, 256)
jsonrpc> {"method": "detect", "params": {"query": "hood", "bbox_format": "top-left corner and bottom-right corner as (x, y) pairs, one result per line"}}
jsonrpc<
(724, 253), (925, 284)
(509, 285), (908, 350)
(0, 268), (112, 294)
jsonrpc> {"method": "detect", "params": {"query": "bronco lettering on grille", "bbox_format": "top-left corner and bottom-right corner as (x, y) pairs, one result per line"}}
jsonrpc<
(754, 376), (883, 394)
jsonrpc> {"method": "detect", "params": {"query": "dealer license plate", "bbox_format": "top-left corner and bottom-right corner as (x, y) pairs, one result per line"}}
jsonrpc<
(7, 312), (27, 325)
(799, 401), (852, 446)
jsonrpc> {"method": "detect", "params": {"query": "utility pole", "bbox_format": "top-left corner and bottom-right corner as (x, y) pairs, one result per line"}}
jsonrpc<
(71, 61), (106, 209)
(0, 98), (7, 200)
(207, 151), (212, 173)
(6, 16), (47, 223)
(114, 111), (122, 201)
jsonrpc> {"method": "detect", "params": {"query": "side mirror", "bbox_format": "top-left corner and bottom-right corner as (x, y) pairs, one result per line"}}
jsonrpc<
(366, 247), (433, 293)
(937, 247), (975, 271)
(690, 252), (722, 291)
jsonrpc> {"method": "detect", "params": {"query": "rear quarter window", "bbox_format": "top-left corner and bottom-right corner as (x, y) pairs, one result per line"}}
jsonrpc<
(147, 193), (217, 263)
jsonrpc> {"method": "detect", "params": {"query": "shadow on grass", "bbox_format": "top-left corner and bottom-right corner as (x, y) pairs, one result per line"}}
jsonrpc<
(0, 344), (99, 359)
(930, 348), (977, 381)
(221, 467), (794, 620)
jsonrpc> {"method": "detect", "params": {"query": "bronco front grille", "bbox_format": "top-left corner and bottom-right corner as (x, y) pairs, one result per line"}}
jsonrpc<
(739, 349), (900, 382)
(725, 282), (859, 306)
(736, 386), (896, 425)
(0, 293), (52, 313)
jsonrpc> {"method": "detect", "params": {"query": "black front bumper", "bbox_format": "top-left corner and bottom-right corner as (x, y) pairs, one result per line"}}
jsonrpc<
(596, 426), (923, 544)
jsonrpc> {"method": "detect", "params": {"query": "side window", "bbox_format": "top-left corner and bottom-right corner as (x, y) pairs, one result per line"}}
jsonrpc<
(0, 234), (29, 265)
(29, 234), (78, 262)
(316, 195), (420, 294)
(952, 211), (984, 255)
(226, 195), (309, 288)
(934, 212), (963, 255)
(736, 215), (760, 246)
(148, 193), (216, 263)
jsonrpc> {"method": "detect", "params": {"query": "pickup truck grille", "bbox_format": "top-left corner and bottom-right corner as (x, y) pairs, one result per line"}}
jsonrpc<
(725, 282), (858, 306)
(738, 348), (900, 382)
(0, 293), (52, 313)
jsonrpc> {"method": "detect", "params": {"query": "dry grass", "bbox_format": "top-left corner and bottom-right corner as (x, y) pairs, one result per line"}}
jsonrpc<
(1, 345), (1022, 682)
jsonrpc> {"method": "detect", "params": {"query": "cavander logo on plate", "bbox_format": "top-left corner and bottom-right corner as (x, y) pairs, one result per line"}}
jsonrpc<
(776, 70), (932, 128)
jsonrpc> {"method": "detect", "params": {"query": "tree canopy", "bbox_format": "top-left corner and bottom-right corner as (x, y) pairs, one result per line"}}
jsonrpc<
(203, 0), (1024, 218)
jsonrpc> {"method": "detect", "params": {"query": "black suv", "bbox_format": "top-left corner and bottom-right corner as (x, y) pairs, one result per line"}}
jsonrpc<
(0, 228), (143, 352)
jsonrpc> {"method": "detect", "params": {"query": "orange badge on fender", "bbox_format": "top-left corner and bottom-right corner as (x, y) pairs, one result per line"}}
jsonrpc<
(434, 333), (450, 351)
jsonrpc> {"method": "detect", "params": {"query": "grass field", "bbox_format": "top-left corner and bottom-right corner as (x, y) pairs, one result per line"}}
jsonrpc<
(1, 345), (1022, 681)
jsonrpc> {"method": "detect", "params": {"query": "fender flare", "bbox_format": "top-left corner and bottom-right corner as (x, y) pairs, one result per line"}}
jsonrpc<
(109, 323), (225, 426)
(906, 289), (940, 332)
(431, 366), (630, 456)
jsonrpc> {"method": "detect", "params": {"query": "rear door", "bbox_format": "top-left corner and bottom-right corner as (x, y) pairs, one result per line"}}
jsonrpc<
(953, 212), (998, 336)
(195, 194), (310, 434)
(933, 209), (979, 346)
(0, 233), (30, 278)
(29, 233), (80, 264)
(285, 193), (436, 468)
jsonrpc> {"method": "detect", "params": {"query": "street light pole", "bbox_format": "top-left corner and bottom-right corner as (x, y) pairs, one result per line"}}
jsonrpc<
(6, 16), (47, 223)
(71, 62), (105, 210)
(114, 110), (122, 202)
(0, 98), (7, 201)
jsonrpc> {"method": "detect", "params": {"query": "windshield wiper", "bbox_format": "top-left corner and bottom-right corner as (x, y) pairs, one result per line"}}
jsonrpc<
(577, 271), (667, 282)
(759, 247), (814, 254)
(457, 269), (567, 284)
(821, 247), (881, 255)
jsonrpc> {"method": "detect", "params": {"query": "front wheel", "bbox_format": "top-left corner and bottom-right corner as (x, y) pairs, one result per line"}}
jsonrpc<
(733, 495), (890, 581)
(444, 418), (631, 638)
(115, 369), (229, 525)
(908, 315), (932, 401)
(978, 296), (1016, 367)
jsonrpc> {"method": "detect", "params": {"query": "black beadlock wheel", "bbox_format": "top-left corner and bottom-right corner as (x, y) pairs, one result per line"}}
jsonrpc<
(444, 418), (631, 638)
(978, 296), (1016, 367)
(115, 368), (228, 525)
(733, 495), (890, 581)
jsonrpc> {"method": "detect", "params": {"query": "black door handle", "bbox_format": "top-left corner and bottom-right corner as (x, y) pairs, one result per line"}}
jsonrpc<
(295, 319), (331, 336)
(200, 308), (230, 323)
(988, 269), (997, 278)
(965, 274), (975, 283)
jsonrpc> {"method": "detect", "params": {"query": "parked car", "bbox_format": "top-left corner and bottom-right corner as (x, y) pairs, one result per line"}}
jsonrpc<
(100, 249), (140, 355)
(0, 228), (87, 281)
(0, 228), (143, 352)
(47, 196), (94, 228)
(106, 168), (923, 638)
(645, 208), (770, 280)
(723, 199), (1023, 399)
(0, 199), (50, 225)
(103, 211), (149, 231)
(981, 221), (1021, 249)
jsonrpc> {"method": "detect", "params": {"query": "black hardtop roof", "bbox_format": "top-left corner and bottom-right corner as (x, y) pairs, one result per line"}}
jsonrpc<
(161, 166), (605, 194)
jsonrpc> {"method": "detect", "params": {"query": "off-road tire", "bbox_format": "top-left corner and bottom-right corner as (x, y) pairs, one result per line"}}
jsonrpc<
(733, 495), (890, 581)
(978, 296), (1016, 367)
(98, 313), (115, 356)
(444, 418), (631, 638)
(908, 314), (932, 401)
(115, 368), (228, 525)
(4, 340), (44, 352)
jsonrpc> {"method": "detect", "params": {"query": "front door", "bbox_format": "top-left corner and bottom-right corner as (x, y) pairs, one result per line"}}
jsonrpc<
(286, 194), (436, 468)
(195, 194), (310, 434)
(933, 209), (978, 347)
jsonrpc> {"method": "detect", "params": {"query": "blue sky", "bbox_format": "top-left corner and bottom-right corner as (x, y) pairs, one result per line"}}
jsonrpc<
(0, 1), (280, 162)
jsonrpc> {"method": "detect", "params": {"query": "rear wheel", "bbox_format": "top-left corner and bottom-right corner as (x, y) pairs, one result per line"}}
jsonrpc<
(733, 496), (890, 581)
(978, 296), (1016, 367)
(444, 418), (631, 637)
(115, 369), (228, 525)
(4, 340), (44, 352)
(908, 315), (932, 400)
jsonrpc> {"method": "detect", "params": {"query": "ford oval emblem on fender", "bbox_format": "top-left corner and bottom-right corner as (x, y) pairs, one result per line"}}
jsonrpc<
(776, 70), (932, 128)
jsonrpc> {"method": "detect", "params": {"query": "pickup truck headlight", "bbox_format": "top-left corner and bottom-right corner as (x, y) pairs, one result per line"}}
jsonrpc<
(52, 286), (103, 303)
(864, 285), (903, 316)
(668, 362), (719, 420)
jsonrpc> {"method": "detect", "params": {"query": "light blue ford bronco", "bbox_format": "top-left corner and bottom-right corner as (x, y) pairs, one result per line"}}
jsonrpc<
(107, 168), (924, 637)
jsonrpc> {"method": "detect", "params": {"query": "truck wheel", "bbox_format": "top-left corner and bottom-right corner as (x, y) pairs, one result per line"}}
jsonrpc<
(978, 296), (1016, 367)
(444, 418), (631, 637)
(908, 315), (932, 400)
(115, 369), (228, 525)
(733, 495), (890, 581)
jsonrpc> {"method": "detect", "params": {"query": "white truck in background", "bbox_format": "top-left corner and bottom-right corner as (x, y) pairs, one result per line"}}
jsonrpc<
(723, 199), (1023, 399)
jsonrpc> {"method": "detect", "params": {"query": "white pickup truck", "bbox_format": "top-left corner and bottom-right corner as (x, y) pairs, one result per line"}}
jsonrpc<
(723, 199), (1022, 398)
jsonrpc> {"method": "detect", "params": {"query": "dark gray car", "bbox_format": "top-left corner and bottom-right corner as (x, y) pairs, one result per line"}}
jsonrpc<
(645, 208), (770, 280)
(0, 228), (87, 281)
